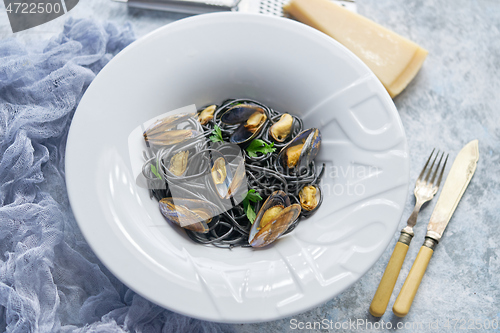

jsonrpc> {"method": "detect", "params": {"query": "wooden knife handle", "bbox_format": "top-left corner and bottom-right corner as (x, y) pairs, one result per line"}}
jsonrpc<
(369, 241), (409, 317)
(393, 245), (434, 317)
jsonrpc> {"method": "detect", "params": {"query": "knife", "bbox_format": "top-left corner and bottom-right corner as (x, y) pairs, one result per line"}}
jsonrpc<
(392, 139), (479, 317)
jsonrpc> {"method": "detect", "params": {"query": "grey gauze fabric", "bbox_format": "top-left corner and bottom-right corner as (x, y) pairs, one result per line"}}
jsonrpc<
(0, 18), (233, 333)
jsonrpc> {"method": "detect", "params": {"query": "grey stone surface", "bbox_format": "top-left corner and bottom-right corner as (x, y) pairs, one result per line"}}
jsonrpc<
(1, 0), (499, 332)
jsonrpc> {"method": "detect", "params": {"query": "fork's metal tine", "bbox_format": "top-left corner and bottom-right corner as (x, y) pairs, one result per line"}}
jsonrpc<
(417, 148), (435, 182)
(429, 152), (444, 185)
(435, 154), (449, 189)
(424, 150), (440, 183)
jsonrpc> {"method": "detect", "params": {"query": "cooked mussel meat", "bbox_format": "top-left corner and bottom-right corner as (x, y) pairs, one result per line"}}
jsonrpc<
(169, 151), (189, 176)
(245, 112), (266, 132)
(211, 157), (227, 185)
(226, 158), (246, 199)
(286, 144), (303, 168)
(278, 128), (321, 170)
(269, 113), (293, 142)
(299, 185), (321, 211)
(249, 190), (301, 248)
(198, 105), (216, 125)
(145, 129), (199, 147)
(159, 198), (218, 233)
(210, 152), (246, 199)
(143, 113), (199, 147)
(144, 113), (191, 136)
(220, 104), (267, 144)
(259, 205), (284, 230)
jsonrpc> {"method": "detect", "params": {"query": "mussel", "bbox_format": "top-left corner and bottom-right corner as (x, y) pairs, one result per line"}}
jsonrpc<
(278, 128), (321, 170)
(299, 185), (321, 212)
(169, 151), (189, 176)
(210, 152), (246, 199)
(226, 159), (246, 199)
(198, 105), (216, 125)
(269, 113), (293, 142)
(159, 197), (218, 233)
(144, 113), (199, 147)
(248, 190), (301, 248)
(211, 157), (227, 185)
(145, 129), (199, 147)
(220, 104), (267, 144)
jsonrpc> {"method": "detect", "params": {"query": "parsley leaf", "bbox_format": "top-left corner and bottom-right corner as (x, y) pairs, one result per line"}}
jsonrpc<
(242, 189), (263, 223)
(209, 124), (223, 143)
(150, 163), (162, 180)
(244, 200), (257, 223)
(245, 139), (276, 157)
(246, 189), (263, 202)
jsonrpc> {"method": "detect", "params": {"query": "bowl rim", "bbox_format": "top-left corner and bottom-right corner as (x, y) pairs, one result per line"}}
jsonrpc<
(66, 12), (409, 323)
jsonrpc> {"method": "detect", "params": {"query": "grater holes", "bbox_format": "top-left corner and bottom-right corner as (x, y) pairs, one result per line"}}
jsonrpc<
(258, 0), (287, 16)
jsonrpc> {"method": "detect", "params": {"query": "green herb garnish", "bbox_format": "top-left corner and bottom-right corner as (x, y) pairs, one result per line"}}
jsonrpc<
(209, 124), (224, 143)
(245, 139), (276, 157)
(242, 189), (263, 223)
(246, 189), (263, 202)
(150, 163), (162, 180)
(245, 202), (257, 223)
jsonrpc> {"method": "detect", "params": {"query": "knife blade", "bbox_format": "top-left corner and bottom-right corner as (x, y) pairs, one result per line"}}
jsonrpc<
(392, 139), (479, 317)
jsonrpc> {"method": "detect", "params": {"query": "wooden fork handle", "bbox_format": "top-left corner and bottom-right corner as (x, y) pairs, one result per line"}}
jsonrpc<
(369, 239), (410, 317)
(393, 245), (434, 317)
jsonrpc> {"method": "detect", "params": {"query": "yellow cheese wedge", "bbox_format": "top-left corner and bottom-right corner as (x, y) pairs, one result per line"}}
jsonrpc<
(283, 0), (428, 97)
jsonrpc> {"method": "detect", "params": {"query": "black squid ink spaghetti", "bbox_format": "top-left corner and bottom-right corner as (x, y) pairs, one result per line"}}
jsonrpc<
(141, 98), (324, 248)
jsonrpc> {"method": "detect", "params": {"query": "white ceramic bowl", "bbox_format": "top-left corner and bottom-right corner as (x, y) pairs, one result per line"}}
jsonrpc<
(66, 13), (409, 323)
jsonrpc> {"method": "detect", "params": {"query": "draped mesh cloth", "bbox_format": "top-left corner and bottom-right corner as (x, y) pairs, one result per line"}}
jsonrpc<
(0, 19), (232, 333)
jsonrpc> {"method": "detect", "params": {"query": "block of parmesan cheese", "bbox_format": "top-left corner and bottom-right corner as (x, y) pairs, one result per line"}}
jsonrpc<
(283, 0), (428, 97)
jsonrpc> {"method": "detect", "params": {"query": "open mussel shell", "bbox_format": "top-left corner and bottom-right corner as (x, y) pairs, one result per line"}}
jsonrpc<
(278, 128), (321, 171)
(143, 113), (200, 147)
(210, 152), (232, 199)
(226, 158), (246, 199)
(144, 128), (199, 147)
(220, 104), (267, 144)
(209, 151), (246, 199)
(299, 184), (322, 214)
(144, 113), (193, 136)
(269, 113), (294, 143)
(159, 198), (218, 234)
(249, 190), (301, 248)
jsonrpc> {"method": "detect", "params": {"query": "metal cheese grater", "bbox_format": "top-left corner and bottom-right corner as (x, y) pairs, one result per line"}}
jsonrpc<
(238, 0), (356, 15)
(114, 0), (357, 15)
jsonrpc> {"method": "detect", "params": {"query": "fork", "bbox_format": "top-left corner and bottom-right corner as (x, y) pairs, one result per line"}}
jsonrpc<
(369, 149), (448, 317)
